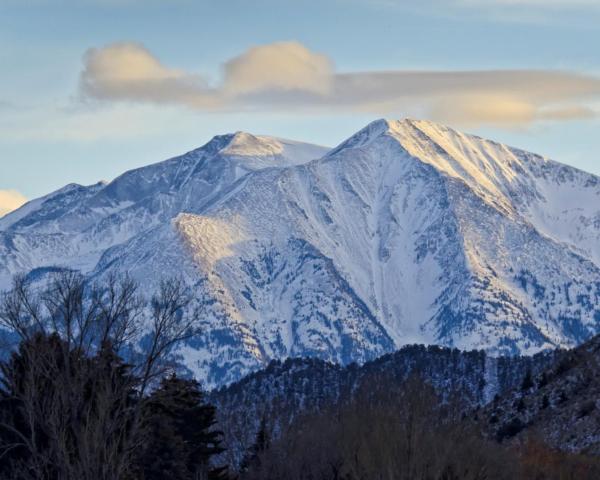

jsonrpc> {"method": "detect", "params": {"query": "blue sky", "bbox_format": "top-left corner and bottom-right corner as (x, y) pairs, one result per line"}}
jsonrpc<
(1, 0), (600, 212)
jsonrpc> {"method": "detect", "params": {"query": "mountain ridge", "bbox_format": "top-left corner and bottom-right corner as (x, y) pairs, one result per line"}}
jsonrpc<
(1, 119), (600, 386)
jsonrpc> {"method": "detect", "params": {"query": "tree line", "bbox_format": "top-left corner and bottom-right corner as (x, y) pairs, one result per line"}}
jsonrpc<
(0, 272), (227, 480)
(1, 272), (599, 479)
(237, 373), (600, 480)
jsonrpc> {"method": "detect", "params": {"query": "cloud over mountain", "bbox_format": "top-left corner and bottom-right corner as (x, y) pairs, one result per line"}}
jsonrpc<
(0, 190), (26, 217)
(222, 41), (334, 97)
(79, 41), (600, 127)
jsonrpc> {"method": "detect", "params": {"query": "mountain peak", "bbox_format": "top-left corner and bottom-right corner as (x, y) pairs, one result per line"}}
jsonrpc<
(220, 131), (285, 158)
(197, 130), (328, 169)
(3, 120), (600, 387)
(327, 118), (447, 157)
(327, 117), (526, 210)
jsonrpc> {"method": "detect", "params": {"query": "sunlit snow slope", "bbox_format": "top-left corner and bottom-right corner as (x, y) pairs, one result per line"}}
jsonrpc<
(2, 120), (600, 386)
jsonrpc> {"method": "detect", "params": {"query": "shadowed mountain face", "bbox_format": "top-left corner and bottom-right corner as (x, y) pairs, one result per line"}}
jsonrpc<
(1, 119), (600, 387)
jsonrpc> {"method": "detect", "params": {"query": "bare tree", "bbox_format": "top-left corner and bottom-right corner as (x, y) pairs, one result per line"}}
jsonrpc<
(240, 374), (517, 480)
(0, 271), (201, 480)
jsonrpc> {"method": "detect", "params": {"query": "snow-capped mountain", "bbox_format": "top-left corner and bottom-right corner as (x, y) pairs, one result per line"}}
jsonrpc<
(2, 119), (600, 386)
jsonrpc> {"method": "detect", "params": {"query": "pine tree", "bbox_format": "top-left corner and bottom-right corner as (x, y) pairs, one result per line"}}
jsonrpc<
(538, 372), (548, 388)
(239, 416), (270, 475)
(0, 273), (218, 479)
(140, 374), (227, 480)
(541, 395), (550, 409)
(521, 369), (534, 391)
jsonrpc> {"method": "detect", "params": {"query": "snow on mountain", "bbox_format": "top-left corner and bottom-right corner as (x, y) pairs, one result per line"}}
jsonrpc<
(0, 133), (327, 285)
(1, 119), (600, 387)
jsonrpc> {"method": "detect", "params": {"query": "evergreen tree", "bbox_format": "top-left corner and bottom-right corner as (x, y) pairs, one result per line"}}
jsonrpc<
(140, 375), (227, 480)
(521, 369), (534, 391)
(541, 395), (550, 409)
(239, 416), (270, 475)
(0, 273), (226, 479)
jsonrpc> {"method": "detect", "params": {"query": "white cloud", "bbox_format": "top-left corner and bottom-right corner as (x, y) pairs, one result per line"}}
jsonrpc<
(80, 42), (218, 109)
(80, 41), (334, 109)
(0, 190), (27, 217)
(330, 70), (600, 126)
(78, 41), (600, 127)
(223, 41), (334, 97)
(0, 102), (203, 143)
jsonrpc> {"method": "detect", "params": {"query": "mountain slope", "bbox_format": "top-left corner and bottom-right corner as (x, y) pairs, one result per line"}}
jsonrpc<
(210, 343), (561, 464)
(0, 133), (328, 285)
(1, 119), (600, 386)
(211, 334), (600, 465)
(481, 334), (600, 454)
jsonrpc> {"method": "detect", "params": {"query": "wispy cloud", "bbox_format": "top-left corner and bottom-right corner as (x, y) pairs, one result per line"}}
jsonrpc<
(79, 41), (600, 127)
(460, 0), (600, 6)
(0, 100), (18, 111)
(376, 0), (600, 10)
(0, 190), (27, 217)
(360, 0), (600, 25)
(79, 41), (332, 111)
